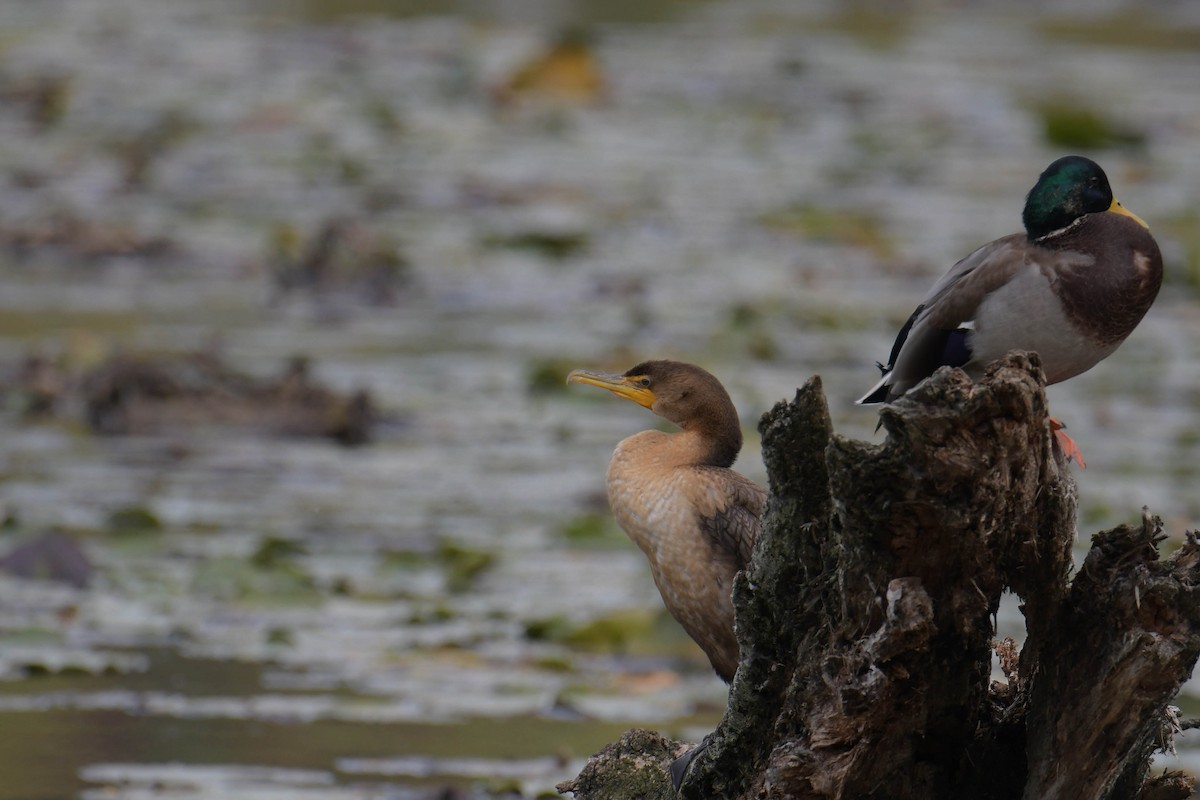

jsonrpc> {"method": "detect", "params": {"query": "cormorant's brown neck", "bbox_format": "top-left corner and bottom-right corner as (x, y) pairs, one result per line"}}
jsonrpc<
(678, 406), (743, 468)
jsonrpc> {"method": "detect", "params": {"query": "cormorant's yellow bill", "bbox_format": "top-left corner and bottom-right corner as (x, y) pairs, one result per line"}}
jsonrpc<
(1109, 197), (1149, 229)
(566, 369), (656, 410)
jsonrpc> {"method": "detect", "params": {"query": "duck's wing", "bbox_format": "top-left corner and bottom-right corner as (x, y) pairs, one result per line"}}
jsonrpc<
(693, 470), (767, 570)
(859, 233), (1032, 404)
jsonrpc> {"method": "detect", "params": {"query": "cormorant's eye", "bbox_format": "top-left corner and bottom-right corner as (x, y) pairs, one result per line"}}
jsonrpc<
(639, 377), (650, 387)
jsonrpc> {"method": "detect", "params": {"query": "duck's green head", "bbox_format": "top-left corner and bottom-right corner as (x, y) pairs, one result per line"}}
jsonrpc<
(1022, 155), (1147, 240)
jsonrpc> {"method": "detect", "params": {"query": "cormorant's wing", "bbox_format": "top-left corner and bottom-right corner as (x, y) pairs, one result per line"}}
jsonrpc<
(694, 470), (766, 569)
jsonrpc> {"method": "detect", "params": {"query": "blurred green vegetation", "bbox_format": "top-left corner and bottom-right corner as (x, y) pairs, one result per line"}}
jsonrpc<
(759, 203), (896, 259)
(436, 540), (497, 592)
(1034, 99), (1144, 150)
(527, 357), (583, 395)
(1038, 13), (1200, 50)
(106, 506), (163, 537)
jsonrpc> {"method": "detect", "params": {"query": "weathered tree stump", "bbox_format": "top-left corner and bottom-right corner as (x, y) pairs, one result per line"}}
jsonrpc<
(558, 353), (1200, 800)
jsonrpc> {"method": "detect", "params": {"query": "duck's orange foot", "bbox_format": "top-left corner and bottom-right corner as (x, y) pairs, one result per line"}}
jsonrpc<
(1049, 417), (1086, 469)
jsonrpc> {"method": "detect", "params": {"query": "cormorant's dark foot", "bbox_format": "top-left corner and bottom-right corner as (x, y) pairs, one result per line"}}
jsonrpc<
(669, 736), (711, 792)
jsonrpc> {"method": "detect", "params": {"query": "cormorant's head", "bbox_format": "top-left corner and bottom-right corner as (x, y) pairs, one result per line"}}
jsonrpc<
(568, 359), (744, 467)
(567, 360), (736, 432)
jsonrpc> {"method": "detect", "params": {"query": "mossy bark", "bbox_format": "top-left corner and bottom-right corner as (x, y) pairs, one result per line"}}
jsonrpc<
(556, 729), (688, 799)
(559, 353), (1200, 800)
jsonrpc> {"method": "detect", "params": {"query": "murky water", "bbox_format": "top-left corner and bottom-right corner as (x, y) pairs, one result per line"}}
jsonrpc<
(1, 1), (1199, 797)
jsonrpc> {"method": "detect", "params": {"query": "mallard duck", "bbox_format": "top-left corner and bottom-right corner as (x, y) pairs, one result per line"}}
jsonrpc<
(858, 155), (1163, 465)
(567, 360), (764, 683)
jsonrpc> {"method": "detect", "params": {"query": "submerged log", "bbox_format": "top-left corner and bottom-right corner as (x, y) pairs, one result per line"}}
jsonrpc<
(559, 352), (1200, 800)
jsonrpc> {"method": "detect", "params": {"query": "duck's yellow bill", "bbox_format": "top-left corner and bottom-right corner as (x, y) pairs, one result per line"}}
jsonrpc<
(1109, 198), (1149, 230)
